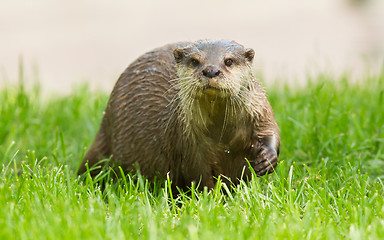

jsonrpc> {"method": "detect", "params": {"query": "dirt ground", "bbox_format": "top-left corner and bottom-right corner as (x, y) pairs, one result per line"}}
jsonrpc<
(1, 0), (383, 95)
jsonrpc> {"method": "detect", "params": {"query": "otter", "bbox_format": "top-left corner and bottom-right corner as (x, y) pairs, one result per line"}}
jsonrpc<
(78, 40), (280, 190)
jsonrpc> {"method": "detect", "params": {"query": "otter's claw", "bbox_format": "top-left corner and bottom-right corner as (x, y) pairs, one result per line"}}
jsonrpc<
(252, 145), (278, 176)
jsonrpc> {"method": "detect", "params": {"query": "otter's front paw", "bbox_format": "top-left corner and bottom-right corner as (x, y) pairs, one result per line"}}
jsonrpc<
(252, 145), (278, 176)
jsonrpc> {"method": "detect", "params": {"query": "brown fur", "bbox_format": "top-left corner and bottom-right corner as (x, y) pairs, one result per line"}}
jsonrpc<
(78, 40), (280, 190)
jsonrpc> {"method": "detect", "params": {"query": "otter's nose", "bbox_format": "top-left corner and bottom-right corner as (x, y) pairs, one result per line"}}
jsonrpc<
(202, 68), (221, 78)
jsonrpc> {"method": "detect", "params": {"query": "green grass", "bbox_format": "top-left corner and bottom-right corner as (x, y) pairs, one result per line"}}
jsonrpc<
(1, 70), (384, 239)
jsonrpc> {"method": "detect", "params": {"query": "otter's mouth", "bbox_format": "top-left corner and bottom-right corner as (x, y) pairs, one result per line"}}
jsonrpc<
(201, 85), (221, 91)
(199, 85), (231, 97)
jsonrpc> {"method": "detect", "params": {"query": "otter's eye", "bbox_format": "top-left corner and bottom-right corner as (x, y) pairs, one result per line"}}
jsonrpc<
(191, 58), (200, 67)
(224, 58), (233, 67)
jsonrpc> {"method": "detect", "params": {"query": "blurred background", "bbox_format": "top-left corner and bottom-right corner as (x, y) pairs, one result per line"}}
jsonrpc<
(1, 0), (383, 95)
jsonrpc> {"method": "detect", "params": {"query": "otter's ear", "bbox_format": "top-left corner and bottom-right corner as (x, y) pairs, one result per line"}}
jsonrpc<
(244, 48), (255, 62)
(174, 48), (185, 63)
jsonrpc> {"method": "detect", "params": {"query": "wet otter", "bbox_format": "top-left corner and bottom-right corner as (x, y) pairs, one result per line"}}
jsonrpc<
(78, 40), (280, 189)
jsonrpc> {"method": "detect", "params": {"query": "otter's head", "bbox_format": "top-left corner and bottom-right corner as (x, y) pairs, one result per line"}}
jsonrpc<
(173, 40), (255, 98)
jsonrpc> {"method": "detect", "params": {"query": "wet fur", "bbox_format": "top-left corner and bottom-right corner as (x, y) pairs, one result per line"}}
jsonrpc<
(78, 40), (280, 190)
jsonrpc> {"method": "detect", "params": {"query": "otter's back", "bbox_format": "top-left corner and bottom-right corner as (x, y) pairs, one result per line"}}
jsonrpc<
(106, 43), (186, 177)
